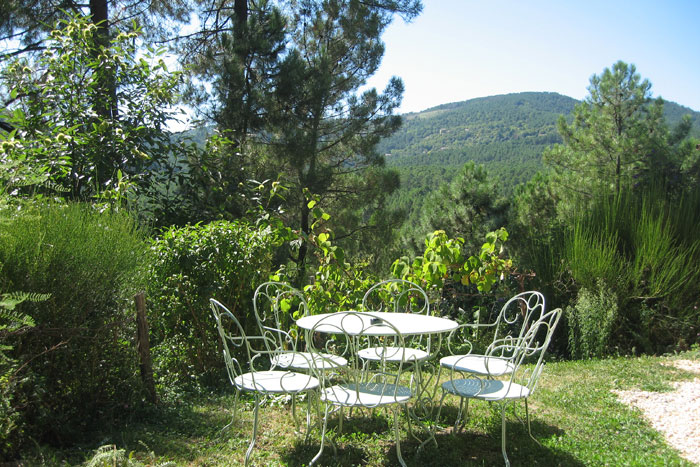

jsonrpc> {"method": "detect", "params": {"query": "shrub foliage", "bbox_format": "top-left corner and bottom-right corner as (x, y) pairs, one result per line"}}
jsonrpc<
(0, 203), (147, 453)
(146, 220), (281, 390)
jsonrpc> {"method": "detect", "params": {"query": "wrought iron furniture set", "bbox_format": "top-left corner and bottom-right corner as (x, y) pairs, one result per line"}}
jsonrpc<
(211, 281), (561, 466)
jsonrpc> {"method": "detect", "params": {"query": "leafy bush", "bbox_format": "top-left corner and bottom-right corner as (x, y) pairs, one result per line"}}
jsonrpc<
(0, 203), (147, 454)
(147, 220), (281, 391)
(527, 183), (700, 356)
(0, 14), (184, 200)
(391, 228), (515, 316)
(567, 279), (618, 359)
(288, 198), (375, 317)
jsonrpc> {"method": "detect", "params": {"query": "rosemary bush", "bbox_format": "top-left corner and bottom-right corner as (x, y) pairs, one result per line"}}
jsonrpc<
(0, 202), (147, 453)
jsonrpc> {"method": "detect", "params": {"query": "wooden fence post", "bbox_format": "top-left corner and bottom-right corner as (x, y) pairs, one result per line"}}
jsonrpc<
(135, 292), (157, 404)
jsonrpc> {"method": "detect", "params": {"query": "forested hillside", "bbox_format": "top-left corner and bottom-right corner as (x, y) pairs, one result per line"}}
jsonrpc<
(383, 92), (700, 225)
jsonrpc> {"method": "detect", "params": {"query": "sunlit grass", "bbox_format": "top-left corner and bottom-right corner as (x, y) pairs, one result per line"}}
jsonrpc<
(21, 351), (699, 466)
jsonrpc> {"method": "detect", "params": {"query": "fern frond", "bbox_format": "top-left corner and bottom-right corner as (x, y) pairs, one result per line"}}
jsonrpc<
(0, 291), (50, 312)
(41, 180), (70, 193)
(83, 444), (177, 467)
(0, 291), (48, 328)
(0, 307), (35, 327)
(83, 444), (127, 467)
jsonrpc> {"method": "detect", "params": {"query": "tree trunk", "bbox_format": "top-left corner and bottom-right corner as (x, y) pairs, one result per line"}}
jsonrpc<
(89, 0), (121, 191)
(234, 0), (248, 25)
(295, 200), (310, 289)
(89, 0), (117, 119)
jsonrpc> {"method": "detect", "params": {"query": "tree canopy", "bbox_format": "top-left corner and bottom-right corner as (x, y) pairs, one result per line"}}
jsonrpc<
(543, 61), (686, 199)
(201, 0), (422, 284)
(0, 14), (184, 199)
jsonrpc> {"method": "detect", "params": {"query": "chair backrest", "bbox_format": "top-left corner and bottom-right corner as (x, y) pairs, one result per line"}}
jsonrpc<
(253, 281), (308, 355)
(491, 291), (545, 340)
(307, 311), (414, 407)
(448, 291), (545, 356)
(211, 298), (248, 385)
(362, 279), (430, 315)
(503, 307), (562, 396)
(211, 298), (281, 382)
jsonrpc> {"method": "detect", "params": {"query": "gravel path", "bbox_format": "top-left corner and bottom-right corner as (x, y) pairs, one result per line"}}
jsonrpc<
(612, 359), (700, 465)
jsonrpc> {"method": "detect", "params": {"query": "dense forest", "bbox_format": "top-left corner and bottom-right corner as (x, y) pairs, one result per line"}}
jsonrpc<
(382, 92), (700, 239)
(1, 1), (700, 462)
(176, 92), (700, 247)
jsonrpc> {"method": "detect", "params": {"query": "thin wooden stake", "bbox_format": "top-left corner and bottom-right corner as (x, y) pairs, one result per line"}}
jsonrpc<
(135, 292), (157, 404)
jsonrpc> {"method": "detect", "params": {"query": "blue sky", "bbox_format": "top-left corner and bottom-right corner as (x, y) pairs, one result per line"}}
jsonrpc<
(365, 0), (700, 113)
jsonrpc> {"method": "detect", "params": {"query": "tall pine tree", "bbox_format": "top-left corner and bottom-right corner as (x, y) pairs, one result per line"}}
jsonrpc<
(543, 61), (669, 198)
(206, 0), (422, 285)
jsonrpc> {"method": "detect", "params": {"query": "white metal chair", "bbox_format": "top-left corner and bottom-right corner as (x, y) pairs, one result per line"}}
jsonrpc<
(358, 279), (432, 365)
(253, 281), (347, 371)
(211, 298), (320, 467)
(437, 307), (562, 466)
(440, 291), (546, 378)
(308, 312), (415, 467)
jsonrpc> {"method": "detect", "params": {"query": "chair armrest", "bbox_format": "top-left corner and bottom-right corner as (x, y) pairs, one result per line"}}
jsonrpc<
(261, 325), (297, 349)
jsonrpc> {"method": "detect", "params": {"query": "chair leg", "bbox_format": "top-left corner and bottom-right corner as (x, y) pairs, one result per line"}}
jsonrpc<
(453, 397), (462, 432)
(404, 404), (416, 441)
(393, 407), (407, 467)
(221, 389), (240, 434)
(524, 398), (541, 445)
(309, 403), (330, 465)
(338, 405), (344, 434)
(417, 402), (439, 451)
(500, 401), (510, 467)
(245, 394), (261, 467)
(435, 389), (448, 426)
(454, 396), (469, 433)
(291, 394), (302, 433)
(303, 391), (313, 443)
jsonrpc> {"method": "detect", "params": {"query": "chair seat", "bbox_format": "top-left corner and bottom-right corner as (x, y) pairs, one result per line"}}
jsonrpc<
(234, 370), (320, 394)
(357, 346), (429, 363)
(440, 354), (514, 376)
(273, 351), (348, 371)
(321, 382), (413, 407)
(441, 378), (530, 401)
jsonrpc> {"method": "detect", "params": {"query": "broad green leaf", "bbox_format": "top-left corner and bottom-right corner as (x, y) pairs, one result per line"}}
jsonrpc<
(280, 298), (292, 313)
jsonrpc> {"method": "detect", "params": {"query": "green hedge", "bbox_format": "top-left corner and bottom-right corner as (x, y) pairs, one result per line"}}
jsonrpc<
(0, 203), (147, 454)
(146, 220), (280, 392)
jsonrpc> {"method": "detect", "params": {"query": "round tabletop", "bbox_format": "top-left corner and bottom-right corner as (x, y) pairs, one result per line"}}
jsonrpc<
(296, 311), (458, 336)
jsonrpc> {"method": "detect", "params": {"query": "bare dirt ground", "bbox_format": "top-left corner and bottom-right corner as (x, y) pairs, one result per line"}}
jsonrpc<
(612, 359), (700, 465)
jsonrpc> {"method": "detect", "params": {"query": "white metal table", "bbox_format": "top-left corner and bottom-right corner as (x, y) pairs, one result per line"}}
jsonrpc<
(296, 310), (458, 336)
(297, 311), (458, 449)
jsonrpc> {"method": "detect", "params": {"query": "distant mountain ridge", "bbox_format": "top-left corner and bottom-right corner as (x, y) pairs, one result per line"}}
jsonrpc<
(380, 91), (700, 226)
(175, 91), (699, 191)
(381, 91), (698, 172)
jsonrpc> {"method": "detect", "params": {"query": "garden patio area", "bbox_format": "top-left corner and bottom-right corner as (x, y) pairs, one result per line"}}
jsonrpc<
(26, 352), (700, 466)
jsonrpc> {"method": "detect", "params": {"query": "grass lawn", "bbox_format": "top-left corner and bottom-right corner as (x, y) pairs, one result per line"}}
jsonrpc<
(24, 350), (699, 466)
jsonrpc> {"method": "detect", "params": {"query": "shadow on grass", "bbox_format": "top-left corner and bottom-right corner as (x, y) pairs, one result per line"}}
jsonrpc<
(282, 410), (393, 466)
(19, 396), (236, 465)
(283, 409), (582, 467)
(110, 399), (232, 458)
(410, 418), (583, 467)
(20, 392), (581, 466)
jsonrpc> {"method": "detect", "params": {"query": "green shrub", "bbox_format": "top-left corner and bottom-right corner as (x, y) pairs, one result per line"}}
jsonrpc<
(0, 291), (49, 456)
(561, 186), (700, 354)
(147, 220), (280, 391)
(567, 279), (618, 359)
(565, 221), (623, 293)
(0, 203), (147, 453)
(520, 180), (700, 356)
